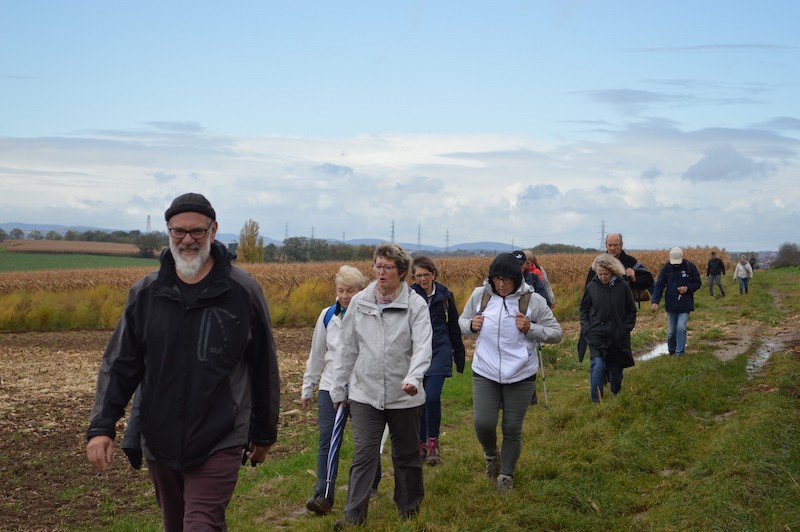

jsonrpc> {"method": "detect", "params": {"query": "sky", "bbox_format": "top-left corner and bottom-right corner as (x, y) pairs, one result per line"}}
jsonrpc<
(1, 1), (798, 252)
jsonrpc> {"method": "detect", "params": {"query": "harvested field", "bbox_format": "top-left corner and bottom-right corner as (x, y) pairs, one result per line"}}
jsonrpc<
(2, 240), (141, 256)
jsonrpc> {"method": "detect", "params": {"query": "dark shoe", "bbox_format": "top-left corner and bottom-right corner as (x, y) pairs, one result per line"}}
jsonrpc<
(426, 437), (441, 466)
(496, 474), (514, 493)
(305, 496), (332, 516)
(485, 453), (500, 479)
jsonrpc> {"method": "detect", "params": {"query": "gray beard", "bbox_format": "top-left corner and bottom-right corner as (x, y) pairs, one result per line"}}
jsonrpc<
(170, 239), (211, 279)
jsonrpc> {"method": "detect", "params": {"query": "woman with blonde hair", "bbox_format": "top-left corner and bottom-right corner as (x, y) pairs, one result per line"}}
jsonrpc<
(579, 253), (637, 403)
(301, 265), (368, 515)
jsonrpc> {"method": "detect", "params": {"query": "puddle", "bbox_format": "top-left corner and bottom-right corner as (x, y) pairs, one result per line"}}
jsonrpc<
(638, 342), (669, 362)
(746, 338), (782, 379)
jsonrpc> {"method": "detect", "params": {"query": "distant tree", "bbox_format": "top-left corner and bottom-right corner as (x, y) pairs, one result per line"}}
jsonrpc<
(0, 228), (7, 241)
(237, 219), (266, 263)
(283, 237), (310, 262)
(134, 232), (167, 258)
(264, 243), (281, 262)
(45, 231), (63, 240)
(772, 243), (800, 268)
(308, 238), (329, 261)
(10, 228), (24, 240)
(64, 230), (79, 241)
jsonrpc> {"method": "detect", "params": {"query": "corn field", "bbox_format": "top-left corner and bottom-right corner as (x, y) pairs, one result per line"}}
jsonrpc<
(0, 248), (730, 295)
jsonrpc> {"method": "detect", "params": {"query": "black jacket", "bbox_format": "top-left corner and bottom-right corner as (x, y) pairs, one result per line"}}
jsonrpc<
(87, 242), (280, 470)
(411, 282), (466, 376)
(707, 257), (726, 276)
(651, 259), (702, 313)
(579, 275), (637, 364)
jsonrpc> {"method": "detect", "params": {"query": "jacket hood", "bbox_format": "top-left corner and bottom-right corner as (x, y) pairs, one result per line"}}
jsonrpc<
(488, 253), (523, 294)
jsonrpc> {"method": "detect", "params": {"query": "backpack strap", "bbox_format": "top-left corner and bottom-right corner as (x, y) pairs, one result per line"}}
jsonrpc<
(518, 292), (531, 315)
(322, 303), (338, 328)
(479, 289), (491, 313)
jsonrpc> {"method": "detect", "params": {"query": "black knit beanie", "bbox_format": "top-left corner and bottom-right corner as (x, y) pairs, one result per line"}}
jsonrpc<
(164, 193), (216, 221)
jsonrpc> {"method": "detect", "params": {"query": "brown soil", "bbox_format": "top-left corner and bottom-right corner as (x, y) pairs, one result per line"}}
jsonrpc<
(0, 327), (315, 531)
(1, 240), (140, 255)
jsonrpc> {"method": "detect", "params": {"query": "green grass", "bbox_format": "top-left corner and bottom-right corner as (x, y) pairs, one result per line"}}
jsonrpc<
(0, 247), (158, 271)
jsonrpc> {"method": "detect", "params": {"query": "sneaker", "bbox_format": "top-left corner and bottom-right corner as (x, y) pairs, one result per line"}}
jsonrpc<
(419, 441), (427, 459)
(485, 453), (500, 479)
(305, 496), (332, 516)
(496, 474), (514, 493)
(425, 437), (441, 466)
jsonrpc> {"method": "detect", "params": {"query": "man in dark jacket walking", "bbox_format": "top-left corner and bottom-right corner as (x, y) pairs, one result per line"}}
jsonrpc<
(707, 251), (726, 297)
(651, 247), (702, 356)
(86, 193), (280, 531)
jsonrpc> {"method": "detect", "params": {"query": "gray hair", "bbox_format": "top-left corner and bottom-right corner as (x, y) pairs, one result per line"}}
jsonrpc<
(591, 253), (626, 277)
(374, 242), (412, 278)
(335, 265), (368, 290)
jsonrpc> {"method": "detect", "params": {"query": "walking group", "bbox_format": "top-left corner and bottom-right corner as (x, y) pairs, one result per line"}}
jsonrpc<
(84, 193), (745, 530)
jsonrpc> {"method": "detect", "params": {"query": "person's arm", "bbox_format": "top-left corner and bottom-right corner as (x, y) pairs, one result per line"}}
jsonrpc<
(446, 295), (467, 373)
(403, 298), (434, 393)
(527, 295), (563, 344)
(330, 295), (360, 406)
(247, 290), (280, 450)
(458, 288), (482, 336)
(650, 265), (667, 309)
(687, 263), (702, 294)
(301, 308), (330, 407)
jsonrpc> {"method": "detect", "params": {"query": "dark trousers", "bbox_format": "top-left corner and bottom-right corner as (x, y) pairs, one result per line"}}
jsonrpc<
(420, 375), (446, 441)
(147, 446), (241, 532)
(344, 401), (424, 524)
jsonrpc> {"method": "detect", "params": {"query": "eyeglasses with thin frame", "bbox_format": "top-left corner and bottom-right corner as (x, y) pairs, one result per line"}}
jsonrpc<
(168, 223), (213, 240)
(491, 275), (514, 284)
(373, 263), (397, 272)
(413, 273), (433, 280)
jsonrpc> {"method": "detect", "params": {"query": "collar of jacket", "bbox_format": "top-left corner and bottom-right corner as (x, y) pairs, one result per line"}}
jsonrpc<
(363, 280), (412, 311)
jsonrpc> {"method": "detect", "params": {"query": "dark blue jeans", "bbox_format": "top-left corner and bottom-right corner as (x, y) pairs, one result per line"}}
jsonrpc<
(738, 277), (750, 294)
(590, 355), (623, 403)
(419, 374), (446, 441)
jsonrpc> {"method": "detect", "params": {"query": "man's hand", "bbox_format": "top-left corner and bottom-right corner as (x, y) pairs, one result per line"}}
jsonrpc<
(650, 303), (658, 311)
(301, 397), (313, 410)
(87, 435), (114, 473)
(677, 286), (688, 295)
(626, 267), (636, 283)
(242, 442), (272, 467)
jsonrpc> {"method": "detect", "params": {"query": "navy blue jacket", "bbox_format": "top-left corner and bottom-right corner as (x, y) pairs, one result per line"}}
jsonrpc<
(651, 259), (702, 313)
(411, 282), (466, 376)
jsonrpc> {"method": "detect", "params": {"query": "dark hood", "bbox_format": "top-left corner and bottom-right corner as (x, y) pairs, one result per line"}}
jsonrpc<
(487, 253), (523, 294)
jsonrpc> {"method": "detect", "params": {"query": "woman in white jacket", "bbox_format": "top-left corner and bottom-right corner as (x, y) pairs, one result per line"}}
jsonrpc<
(460, 253), (562, 492)
(301, 265), (368, 516)
(331, 243), (433, 527)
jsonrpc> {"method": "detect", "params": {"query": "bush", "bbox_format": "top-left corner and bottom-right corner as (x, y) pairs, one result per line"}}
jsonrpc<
(773, 242), (800, 268)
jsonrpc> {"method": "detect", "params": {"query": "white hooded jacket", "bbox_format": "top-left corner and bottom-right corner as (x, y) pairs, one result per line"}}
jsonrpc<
(459, 279), (562, 384)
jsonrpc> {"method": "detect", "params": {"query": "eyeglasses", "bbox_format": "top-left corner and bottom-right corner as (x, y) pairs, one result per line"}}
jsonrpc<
(491, 276), (514, 284)
(168, 224), (213, 240)
(414, 273), (433, 279)
(373, 264), (397, 272)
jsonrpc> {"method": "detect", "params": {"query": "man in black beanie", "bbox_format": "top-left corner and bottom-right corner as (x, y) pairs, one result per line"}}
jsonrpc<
(86, 192), (280, 531)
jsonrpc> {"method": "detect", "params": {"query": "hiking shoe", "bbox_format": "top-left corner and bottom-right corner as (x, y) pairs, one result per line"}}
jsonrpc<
(305, 496), (332, 516)
(419, 441), (427, 459)
(426, 437), (441, 466)
(485, 453), (500, 479)
(496, 474), (514, 493)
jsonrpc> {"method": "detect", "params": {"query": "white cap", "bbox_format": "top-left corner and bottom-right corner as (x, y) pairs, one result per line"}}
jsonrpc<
(669, 247), (684, 265)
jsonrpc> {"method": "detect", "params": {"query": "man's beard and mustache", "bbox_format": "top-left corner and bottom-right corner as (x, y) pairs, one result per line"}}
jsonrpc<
(170, 238), (211, 279)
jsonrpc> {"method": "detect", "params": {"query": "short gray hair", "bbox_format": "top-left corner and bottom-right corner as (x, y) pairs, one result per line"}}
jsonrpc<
(374, 242), (412, 278)
(591, 253), (625, 277)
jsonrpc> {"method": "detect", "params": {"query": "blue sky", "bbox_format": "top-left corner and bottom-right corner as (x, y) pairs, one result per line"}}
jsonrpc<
(1, 1), (798, 251)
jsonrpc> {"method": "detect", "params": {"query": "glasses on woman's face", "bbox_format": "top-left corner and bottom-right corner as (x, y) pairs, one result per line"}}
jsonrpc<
(373, 263), (396, 272)
(168, 224), (212, 240)
(491, 275), (513, 284)
(414, 273), (432, 280)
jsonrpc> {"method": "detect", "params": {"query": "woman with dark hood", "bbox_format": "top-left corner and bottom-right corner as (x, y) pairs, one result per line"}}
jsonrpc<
(580, 253), (637, 403)
(459, 253), (562, 492)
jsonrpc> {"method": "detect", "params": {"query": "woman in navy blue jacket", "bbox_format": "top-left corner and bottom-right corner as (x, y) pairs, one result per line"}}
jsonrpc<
(650, 247), (703, 356)
(410, 256), (466, 465)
